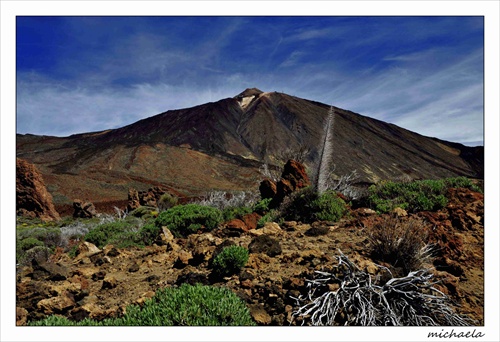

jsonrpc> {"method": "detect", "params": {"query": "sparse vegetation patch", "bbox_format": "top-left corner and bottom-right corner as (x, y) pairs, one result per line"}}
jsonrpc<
(367, 177), (481, 213)
(155, 204), (223, 238)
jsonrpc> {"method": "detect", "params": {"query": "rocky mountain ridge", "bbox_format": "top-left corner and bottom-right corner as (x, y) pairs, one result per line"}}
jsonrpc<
(16, 88), (483, 214)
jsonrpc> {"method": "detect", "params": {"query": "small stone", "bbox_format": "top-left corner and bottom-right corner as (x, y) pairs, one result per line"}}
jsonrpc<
(241, 279), (253, 288)
(366, 264), (378, 275)
(249, 304), (272, 325)
(37, 294), (75, 314)
(328, 283), (340, 292)
(128, 263), (140, 273)
(101, 276), (118, 290)
(91, 271), (106, 281)
(174, 250), (193, 268)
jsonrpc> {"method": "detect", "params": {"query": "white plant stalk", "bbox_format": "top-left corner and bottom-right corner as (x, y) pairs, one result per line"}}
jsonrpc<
(314, 106), (335, 195)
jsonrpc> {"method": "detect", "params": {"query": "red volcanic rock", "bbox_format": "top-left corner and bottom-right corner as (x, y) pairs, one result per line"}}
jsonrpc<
(259, 179), (277, 200)
(225, 219), (250, 232)
(270, 159), (311, 207)
(281, 159), (310, 189)
(242, 212), (262, 231)
(16, 158), (60, 222)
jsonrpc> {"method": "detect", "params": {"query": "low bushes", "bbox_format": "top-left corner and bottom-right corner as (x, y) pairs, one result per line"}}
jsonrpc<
(30, 284), (255, 326)
(211, 245), (249, 277)
(157, 193), (179, 211)
(367, 177), (481, 213)
(252, 197), (272, 215)
(222, 205), (253, 222)
(83, 219), (144, 249)
(16, 226), (62, 265)
(155, 204), (223, 238)
(196, 190), (259, 211)
(279, 187), (347, 223)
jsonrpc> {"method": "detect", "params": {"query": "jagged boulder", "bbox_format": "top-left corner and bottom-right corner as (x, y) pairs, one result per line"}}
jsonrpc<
(127, 186), (172, 211)
(16, 158), (60, 222)
(259, 179), (277, 199)
(73, 199), (97, 218)
(127, 188), (141, 211)
(281, 159), (310, 189)
(266, 159), (311, 208)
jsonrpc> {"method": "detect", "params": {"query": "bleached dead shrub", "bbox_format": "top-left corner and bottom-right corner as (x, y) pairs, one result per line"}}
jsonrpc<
(196, 190), (259, 211)
(59, 221), (91, 247)
(97, 213), (118, 225)
(327, 170), (364, 200)
(291, 250), (473, 326)
(114, 206), (128, 220)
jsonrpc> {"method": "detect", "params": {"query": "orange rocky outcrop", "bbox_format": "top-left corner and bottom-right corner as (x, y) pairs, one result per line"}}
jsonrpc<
(16, 158), (60, 222)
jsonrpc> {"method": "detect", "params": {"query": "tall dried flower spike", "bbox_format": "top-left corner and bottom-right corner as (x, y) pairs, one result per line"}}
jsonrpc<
(314, 106), (335, 194)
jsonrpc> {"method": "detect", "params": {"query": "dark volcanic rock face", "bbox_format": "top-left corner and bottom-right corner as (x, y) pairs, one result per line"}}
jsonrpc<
(16, 158), (60, 222)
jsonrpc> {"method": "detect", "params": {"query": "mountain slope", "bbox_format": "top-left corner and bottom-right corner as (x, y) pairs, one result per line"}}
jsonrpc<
(16, 88), (483, 213)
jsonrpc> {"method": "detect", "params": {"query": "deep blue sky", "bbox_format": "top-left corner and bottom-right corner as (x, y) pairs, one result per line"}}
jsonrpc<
(16, 16), (484, 145)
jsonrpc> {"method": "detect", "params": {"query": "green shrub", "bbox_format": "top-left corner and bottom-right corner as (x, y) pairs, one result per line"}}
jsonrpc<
(17, 246), (52, 266)
(310, 191), (348, 222)
(139, 222), (162, 245)
(83, 221), (143, 249)
(444, 176), (482, 192)
(30, 284), (255, 326)
(17, 226), (61, 247)
(221, 206), (253, 222)
(212, 245), (249, 277)
(257, 209), (279, 228)
(129, 206), (157, 218)
(367, 177), (482, 214)
(279, 187), (347, 223)
(157, 193), (179, 211)
(16, 226), (63, 264)
(155, 204), (223, 238)
(252, 198), (272, 215)
(18, 237), (44, 251)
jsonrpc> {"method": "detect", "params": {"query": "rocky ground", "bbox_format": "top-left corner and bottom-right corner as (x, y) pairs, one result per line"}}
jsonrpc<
(16, 187), (484, 326)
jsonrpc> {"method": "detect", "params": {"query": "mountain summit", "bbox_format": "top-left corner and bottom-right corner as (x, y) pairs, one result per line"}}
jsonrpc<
(17, 89), (483, 212)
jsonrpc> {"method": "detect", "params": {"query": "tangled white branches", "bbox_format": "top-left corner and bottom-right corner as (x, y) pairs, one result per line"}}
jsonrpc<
(196, 190), (259, 211)
(291, 250), (474, 326)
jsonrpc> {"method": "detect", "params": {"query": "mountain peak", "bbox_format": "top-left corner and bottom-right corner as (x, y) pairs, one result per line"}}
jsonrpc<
(234, 88), (264, 99)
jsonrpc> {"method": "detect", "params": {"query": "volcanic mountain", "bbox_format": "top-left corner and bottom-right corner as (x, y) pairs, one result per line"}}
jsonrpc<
(16, 88), (483, 214)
